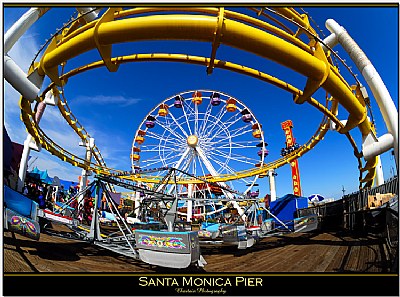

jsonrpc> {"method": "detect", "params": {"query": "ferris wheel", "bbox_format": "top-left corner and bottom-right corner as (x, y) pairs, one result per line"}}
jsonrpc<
(131, 90), (268, 197)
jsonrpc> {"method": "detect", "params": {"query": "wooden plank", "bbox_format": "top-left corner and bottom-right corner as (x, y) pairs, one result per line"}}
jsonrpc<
(4, 229), (392, 273)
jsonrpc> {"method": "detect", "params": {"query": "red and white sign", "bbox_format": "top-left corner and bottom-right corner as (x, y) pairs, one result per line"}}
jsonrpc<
(281, 120), (302, 196)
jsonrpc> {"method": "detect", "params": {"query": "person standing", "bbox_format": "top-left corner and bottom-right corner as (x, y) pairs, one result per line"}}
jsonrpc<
(38, 190), (46, 209)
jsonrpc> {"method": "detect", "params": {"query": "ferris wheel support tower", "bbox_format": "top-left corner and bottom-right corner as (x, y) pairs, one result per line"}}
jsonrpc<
(281, 120), (302, 197)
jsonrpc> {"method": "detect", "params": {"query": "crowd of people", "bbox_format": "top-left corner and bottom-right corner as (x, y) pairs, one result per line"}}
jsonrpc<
(22, 180), (51, 209)
(7, 172), (263, 230)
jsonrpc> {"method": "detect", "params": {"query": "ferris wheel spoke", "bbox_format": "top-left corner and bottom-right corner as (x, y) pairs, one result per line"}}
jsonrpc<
(212, 142), (259, 149)
(200, 106), (228, 140)
(141, 150), (175, 165)
(183, 100), (196, 115)
(210, 148), (259, 165)
(205, 112), (240, 141)
(195, 143), (234, 199)
(204, 131), (250, 149)
(163, 116), (187, 140)
(146, 130), (184, 144)
(195, 147), (222, 176)
(196, 153), (210, 178)
(213, 149), (259, 165)
(205, 154), (249, 184)
(194, 103), (199, 136)
(168, 112), (189, 138)
(196, 154), (216, 198)
(143, 151), (178, 168)
(213, 155), (251, 185)
(198, 100), (213, 137)
(205, 153), (253, 185)
(145, 142), (186, 155)
(141, 142), (186, 152)
(153, 120), (187, 142)
(209, 116), (242, 141)
(158, 147), (182, 156)
(209, 127), (252, 146)
(205, 154), (230, 174)
(180, 150), (195, 173)
(140, 146), (185, 153)
(173, 147), (191, 170)
(147, 148), (177, 164)
(181, 100), (194, 135)
(147, 136), (186, 153)
(212, 123), (249, 144)
(229, 126), (253, 138)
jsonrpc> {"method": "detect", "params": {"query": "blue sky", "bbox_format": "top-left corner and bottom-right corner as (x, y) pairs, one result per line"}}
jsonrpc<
(3, 5), (399, 199)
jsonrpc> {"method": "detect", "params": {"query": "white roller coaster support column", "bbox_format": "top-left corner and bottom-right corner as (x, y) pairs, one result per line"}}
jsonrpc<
(134, 187), (141, 218)
(268, 169), (277, 202)
(187, 184), (193, 222)
(17, 90), (58, 192)
(17, 102), (46, 192)
(4, 55), (40, 102)
(325, 19), (398, 169)
(375, 156), (384, 186)
(4, 7), (49, 54)
(5, 7), (48, 192)
(78, 138), (95, 204)
(88, 182), (102, 241)
(76, 7), (100, 23)
(18, 137), (33, 192)
(195, 147), (246, 220)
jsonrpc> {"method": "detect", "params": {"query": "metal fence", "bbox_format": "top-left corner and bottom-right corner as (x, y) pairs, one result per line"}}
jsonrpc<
(298, 176), (398, 231)
(343, 176), (398, 231)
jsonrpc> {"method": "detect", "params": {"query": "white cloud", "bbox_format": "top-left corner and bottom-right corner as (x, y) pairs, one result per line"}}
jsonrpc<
(74, 95), (142, 107)
(39, 106), (69, 125)
(4, 23), (40, 144)
(7, 34), (38, 71)
(80, 122), (132, 169)
(43, 126), (85, 154)
(30, 150), (83, 182)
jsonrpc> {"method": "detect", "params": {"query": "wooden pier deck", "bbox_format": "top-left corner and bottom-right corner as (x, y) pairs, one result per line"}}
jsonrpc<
(3, 226), (394, 273)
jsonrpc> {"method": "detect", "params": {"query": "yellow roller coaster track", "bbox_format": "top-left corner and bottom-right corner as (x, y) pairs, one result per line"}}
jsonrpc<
(20, 53), (374, 188)
(19, 7), (377, 189)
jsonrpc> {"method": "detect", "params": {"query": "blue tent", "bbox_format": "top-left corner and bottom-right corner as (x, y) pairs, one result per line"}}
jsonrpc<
(59, 179), (79, 190)
(269, 193), (308, 222)
(28, 167), (53, 184)
(51, 176), (80, 192)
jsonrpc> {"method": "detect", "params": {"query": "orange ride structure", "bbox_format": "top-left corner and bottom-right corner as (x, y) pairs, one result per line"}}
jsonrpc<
(281, 120), (302, 197)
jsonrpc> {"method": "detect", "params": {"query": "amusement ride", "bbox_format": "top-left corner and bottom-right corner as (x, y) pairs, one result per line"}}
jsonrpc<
(4, 6), (398, 269)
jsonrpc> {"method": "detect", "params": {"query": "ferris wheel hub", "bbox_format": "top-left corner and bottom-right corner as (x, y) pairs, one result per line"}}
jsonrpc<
(187, 135), (199, 147)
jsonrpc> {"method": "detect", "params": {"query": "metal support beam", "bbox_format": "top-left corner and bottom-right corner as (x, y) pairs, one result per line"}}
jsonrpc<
(78, 138), (95, 206)
(325, 19), (398, 169)
(4, 55), (39, 102)
(268, 169), (277, 202)
(4, 7), (49, 54)
(88, 182), (102, 241)
(76, 7), (100, 23)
